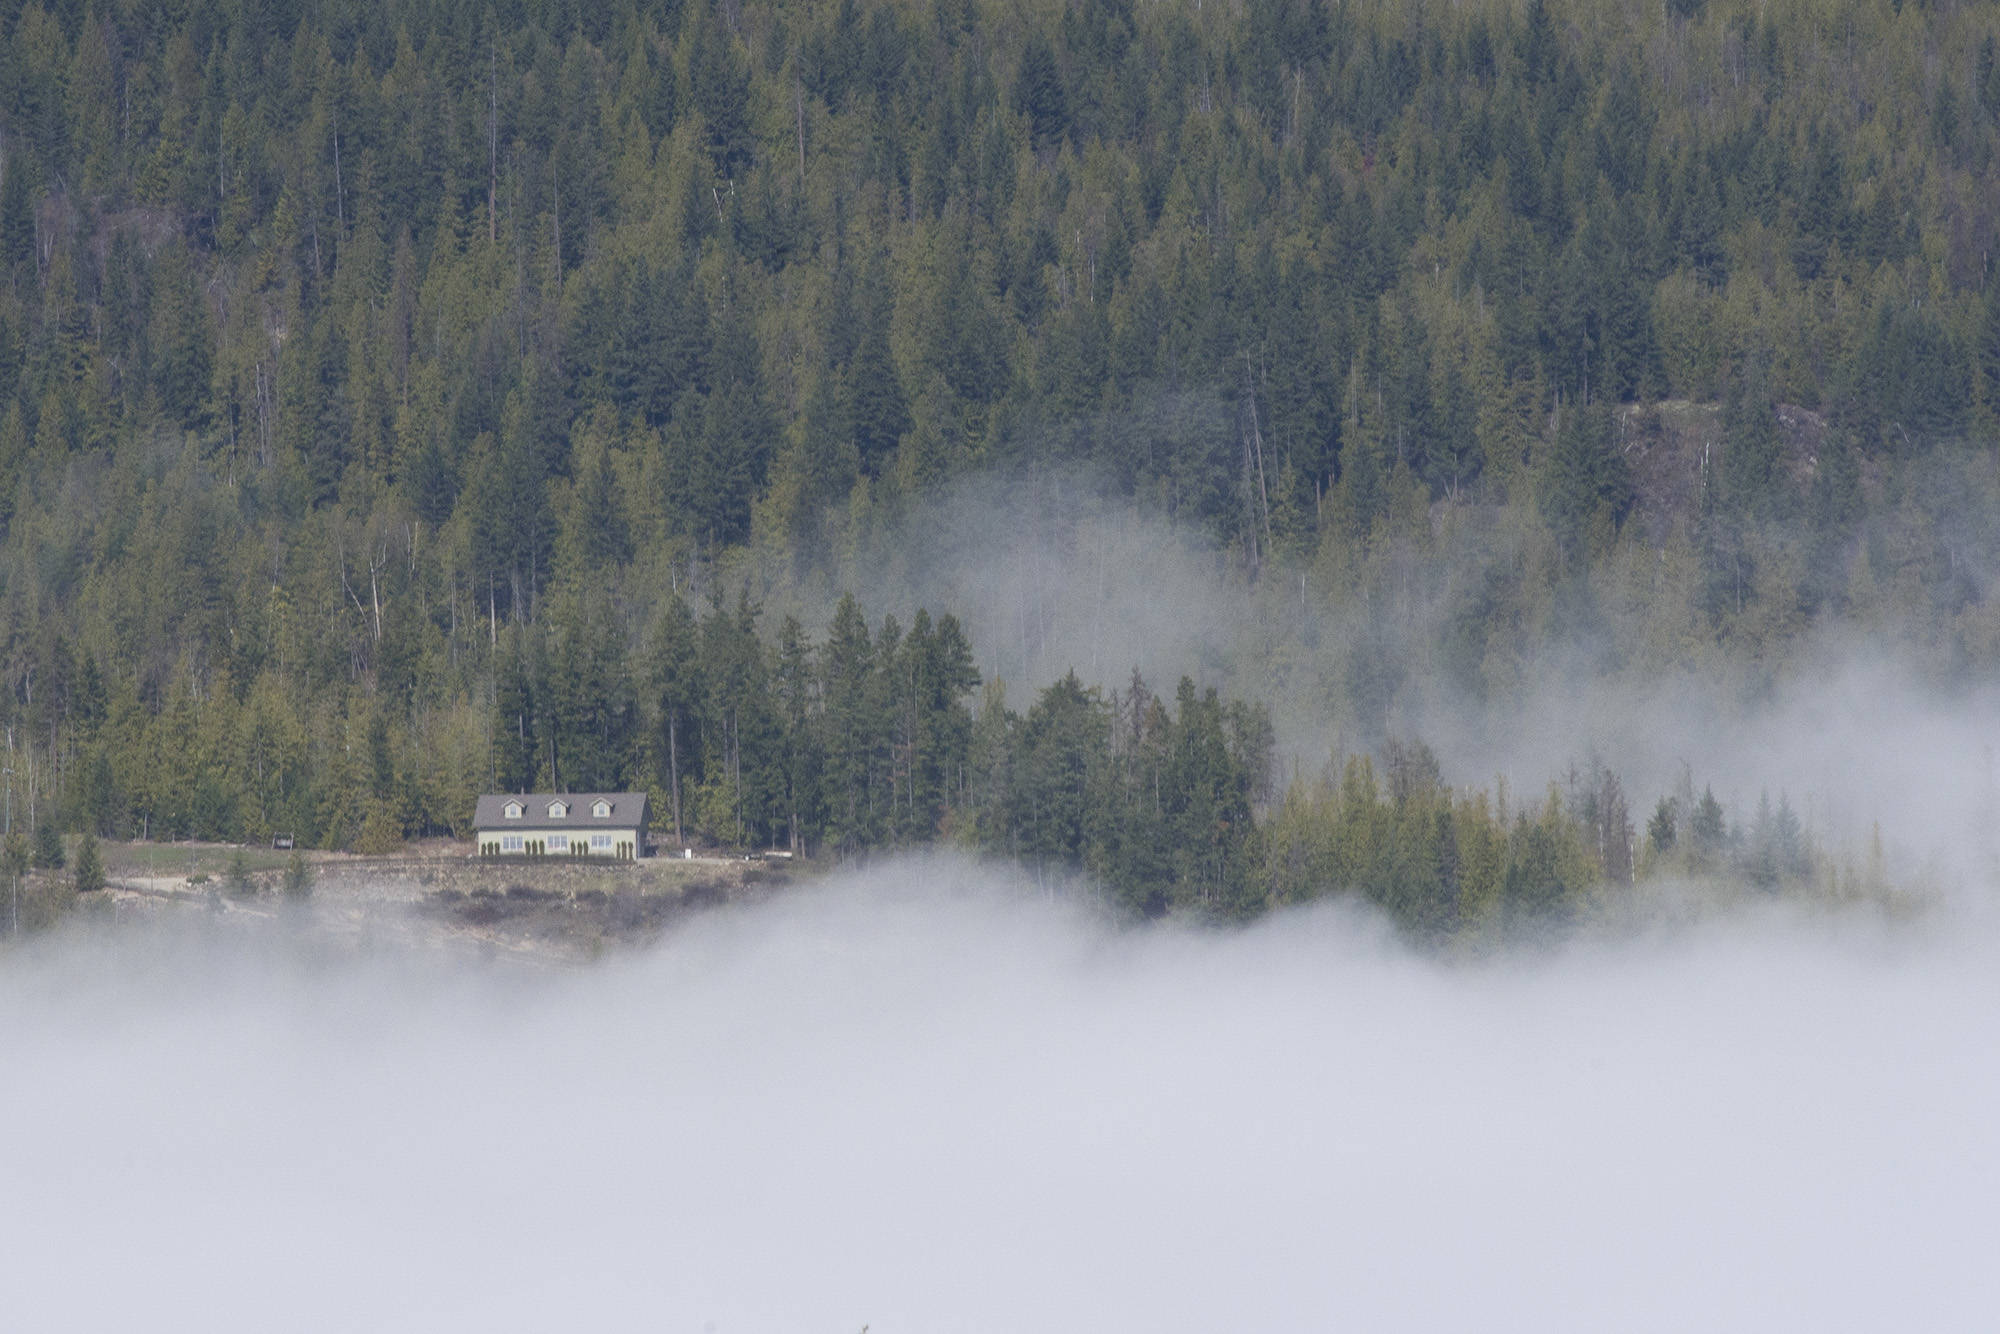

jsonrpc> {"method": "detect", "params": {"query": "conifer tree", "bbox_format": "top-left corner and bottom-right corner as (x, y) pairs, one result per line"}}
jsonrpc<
(771, 616), (823, 855)
(652, 594), (704, 846)
(491, 632), (539, 794)
(820, 594), (880, 854)
(1647, 797), (1678, 861)
(0, 0), (1968, 910)
(1979, 283), (2000, 429)
(226, 848), (254, 898)
(31, 821), (64, 870)
(72, 833), (104, 894)
(1541, 399), (1629, 563)
(149, 244), (213, 431)
(1722, 354), (1781, 519)
(1011, 672), (1106, 873)
(1013, 34), (1070, 151)
(282, 849), (314, 902)
(848, 254), (909, 474)
(404, 436), (457, 525)
(689, 3), (753, 172)
(0, 156), (34, 277)
(1690, 786), (1728, 871)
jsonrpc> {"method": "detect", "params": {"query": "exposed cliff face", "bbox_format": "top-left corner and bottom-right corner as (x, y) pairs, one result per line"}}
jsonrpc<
(1619, 399), (1850, 541)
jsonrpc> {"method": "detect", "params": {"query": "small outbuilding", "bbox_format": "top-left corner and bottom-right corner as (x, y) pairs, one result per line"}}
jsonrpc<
(473, 792), (649, 860)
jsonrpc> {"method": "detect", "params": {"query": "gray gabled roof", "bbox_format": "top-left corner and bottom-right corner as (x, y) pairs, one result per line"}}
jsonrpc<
(473, 792), (650, 831)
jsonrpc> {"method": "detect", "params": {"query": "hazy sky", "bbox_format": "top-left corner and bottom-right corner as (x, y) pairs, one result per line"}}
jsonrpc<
(5, 858), (1997, 1333)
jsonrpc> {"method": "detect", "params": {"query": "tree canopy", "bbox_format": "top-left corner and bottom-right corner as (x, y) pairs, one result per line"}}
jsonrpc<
(0, 0), (1986, 931)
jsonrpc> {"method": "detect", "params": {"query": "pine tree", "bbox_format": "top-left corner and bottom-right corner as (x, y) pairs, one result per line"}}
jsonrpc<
(1979, 283), (2000, 429)
(72, 833), (105, 894)
(1013, 34), (1070, 151)
(405, 436), (457, 525)
(150, 244), (213, 431)
(1802, 428), (1861, 614)
(1676, 152), (1726, 287)
(31, 821), (64, 870)
(818, 594), (880, 853)
(574, 447), (633, 569)
(1594, 65), (1651, 195)
(1773, 794), (1809, 883)
(546, 584), (638, 793)
(1721, 354), (1781, 518)
(491, 631), (539, 793)
(0, 155), (34, 277)
(1791, 141), (1845, 282)
(1011, 672), (1106, 872)
(693, 590), (782, 848)
(1431, 359), (1481, 499)
(1500, 799), (1579, 930)
(848, 256), (909, 474)
(226, 847), (254, 898)
(688, 3), (753, 172)
(1646, 797), (1678, 861)
(652, 594), (704, 846)
(282, 849), (314, 902)
(1391, 300), (1437, 478)
(1743, 792), (1779, 890)
(689, 306), (776, 546)
(1264, 274), (1343, 492)
(1689, 786), (1727, 872)
(3, 831), (28, 930)
(1541, 399), (1630, 563)
(771, 615), (824, 854)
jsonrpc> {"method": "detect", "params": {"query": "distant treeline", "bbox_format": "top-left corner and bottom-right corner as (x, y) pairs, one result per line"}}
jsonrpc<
(516, 586), (1873, 934)
(19, 575), (1860, 938)
(1259, 746), (1863, 940)
(0, 0), (1993, 884)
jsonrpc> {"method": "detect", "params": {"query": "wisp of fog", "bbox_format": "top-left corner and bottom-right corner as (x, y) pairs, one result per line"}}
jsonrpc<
(4, 857), (1997, 1333)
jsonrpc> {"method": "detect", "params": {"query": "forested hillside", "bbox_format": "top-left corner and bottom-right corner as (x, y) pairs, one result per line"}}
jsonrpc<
(0, 0), (1994, 922)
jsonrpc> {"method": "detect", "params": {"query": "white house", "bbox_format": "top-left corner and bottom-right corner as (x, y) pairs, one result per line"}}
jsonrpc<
(473, 792), (649, 859)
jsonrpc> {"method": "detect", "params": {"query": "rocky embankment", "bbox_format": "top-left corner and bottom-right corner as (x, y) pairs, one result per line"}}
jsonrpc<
(79, 848), (796, 965)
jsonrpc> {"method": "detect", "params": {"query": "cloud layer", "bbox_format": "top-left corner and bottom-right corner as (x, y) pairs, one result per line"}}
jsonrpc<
(5, 859), (1998, 1333)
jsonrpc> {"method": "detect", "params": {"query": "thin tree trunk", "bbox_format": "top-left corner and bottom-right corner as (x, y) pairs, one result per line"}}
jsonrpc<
(489, 38), (499, 245)
(551, 169), (562, 287)
(1244, 353), (1273, 551)
(669, 713), (682, 845)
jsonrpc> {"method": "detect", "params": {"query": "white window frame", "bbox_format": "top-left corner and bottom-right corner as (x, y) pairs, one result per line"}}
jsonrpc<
(592, 800), (612, 818)
(548, 800), (569, 818)
(503, 801), (522, 819)
(548, 834), (568, 851)
(591, 833), (613, 850)
(502, 834), (524, 852)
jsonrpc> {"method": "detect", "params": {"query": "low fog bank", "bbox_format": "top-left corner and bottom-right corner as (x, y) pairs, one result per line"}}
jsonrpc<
(1434, 650), (2000, 886)
(5, 857), (1998, 1333)
(807, 469), (1255, 696)
(790, 472), (2000, 893)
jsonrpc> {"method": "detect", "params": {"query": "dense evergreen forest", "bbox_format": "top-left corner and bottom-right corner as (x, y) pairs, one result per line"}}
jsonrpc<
(0, 0), (1992, 928)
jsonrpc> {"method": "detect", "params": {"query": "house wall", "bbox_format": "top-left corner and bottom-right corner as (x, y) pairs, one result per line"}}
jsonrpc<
(474, 828), (642, 858)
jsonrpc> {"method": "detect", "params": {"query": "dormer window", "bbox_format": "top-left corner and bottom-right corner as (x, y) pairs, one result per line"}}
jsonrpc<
(548, 800), (569, 819)
(592, 799), (612, 818)
(503, 801), (523, 819)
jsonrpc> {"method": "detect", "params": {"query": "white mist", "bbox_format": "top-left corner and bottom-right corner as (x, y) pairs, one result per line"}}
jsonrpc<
(3, 859), (1996, 1333)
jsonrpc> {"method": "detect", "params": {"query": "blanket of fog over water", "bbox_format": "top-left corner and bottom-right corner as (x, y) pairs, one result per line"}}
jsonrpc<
(5, 857), (1999, 1333)
(797, 472), (2000, 889)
